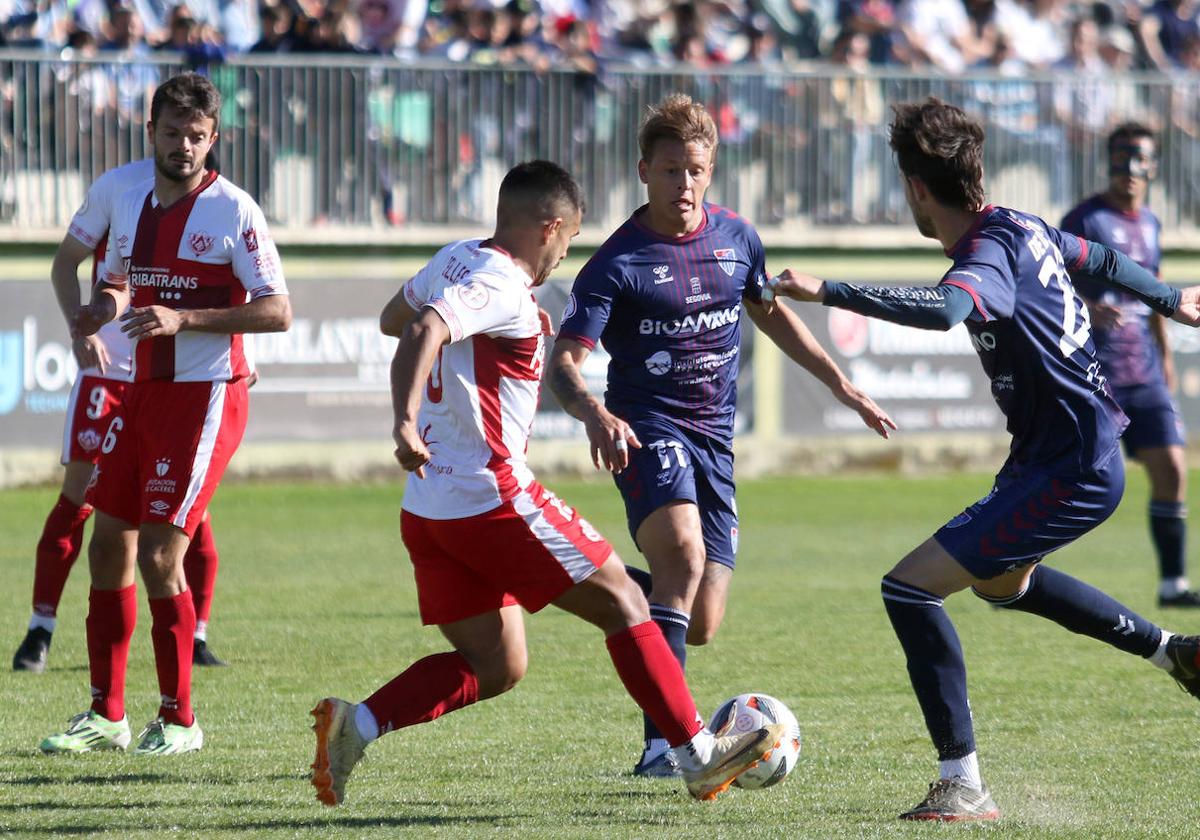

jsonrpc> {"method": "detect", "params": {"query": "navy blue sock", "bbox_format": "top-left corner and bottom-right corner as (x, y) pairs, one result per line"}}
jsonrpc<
(1149, 501), (1188, 581)
(644, 603), (688, 744)
(881, 576), (975, 761)
(625, 565), (653, 598)
(978, 565), (1162, 657)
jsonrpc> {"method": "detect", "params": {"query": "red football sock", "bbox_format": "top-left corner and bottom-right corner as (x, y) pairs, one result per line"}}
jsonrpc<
(32, 494), (93, 617)
(86, 585), (137, 722)
(606, 621), (703, 747)
(149, 592), (196, 726)
(364, 652), (479, 736)
(183, 516), (219, 626)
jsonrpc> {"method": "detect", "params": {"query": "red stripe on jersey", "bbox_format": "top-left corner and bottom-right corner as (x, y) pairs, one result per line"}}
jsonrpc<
(472, 334), (542, 499)
(130, 171), (221, 382)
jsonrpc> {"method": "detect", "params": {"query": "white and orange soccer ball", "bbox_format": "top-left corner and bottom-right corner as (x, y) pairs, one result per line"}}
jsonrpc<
(708, 693), (802, 789)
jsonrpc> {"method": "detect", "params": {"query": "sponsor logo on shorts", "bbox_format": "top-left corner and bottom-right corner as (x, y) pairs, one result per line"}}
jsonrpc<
(149, 499), (170, 515)
(77, 429), (101, 451)
(188, 232), (214, 257)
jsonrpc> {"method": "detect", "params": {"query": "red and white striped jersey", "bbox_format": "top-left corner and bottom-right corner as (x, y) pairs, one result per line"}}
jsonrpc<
(399, 238), (545, 520)
(67, 158), (156, 384)
(101, 169), (287, 383)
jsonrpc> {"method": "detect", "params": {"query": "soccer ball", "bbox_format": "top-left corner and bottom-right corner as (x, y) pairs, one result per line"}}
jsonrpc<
(708, 693), (801, 789)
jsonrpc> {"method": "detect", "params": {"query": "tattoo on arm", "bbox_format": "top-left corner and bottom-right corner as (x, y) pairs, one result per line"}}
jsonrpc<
(548, 357), (592, 416)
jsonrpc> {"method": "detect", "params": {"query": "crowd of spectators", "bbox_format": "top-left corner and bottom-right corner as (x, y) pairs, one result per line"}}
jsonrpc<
(0, 0), (1197, 75)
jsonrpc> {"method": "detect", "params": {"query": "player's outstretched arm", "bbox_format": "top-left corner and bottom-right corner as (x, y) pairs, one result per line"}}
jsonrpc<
(390, 307), (451, 478)
(547, 337), (641, 472)
(1171, 286), (1200, 327)
(745, 298), (896, 439)
(1074, 239), (1182, 318)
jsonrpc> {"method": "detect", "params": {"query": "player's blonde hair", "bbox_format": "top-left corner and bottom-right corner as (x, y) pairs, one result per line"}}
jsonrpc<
(638, 93), (719, 162)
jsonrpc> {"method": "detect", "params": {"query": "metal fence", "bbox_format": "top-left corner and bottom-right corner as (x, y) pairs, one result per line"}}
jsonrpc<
(2, 49), (1199, 244)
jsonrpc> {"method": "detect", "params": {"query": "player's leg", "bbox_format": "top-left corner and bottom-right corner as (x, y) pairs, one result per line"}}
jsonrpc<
(554, 553), (785, 801)
(40, 511), (138, 753)
(184, 511), (225, 665)
(1137, 444), (1195, 606)
(686, 444), (739, 647)
(14, 461), (96, 672)
(632, 501), (705, 775)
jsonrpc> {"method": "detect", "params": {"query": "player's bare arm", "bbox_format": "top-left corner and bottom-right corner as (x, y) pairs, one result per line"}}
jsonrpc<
(390, 306), (451, 479)
(379, 288), (419, 337)
(120, 294), (291, 339)
(74, 284), (129, 337)
(1171, 286), (1200, 328)
(54, 235), (113, 371)
(745, 296), (896, 439)
(1150, 312), (1177, 390)
(547, 337), (642, 472)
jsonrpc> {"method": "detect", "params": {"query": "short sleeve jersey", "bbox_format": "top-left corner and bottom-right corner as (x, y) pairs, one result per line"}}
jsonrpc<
(939, 205), (1127, 470)
(66, 158), (156, 383)
(1060, 195), (1164, 388)
(399, 239), (546, 520)
(102, 169), (287, 383)
(558, 203), (768, 446)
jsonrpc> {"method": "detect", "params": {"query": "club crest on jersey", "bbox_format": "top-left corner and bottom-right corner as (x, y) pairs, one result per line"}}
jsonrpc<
(242, 228), (259, 252)
(652, 265), (674, 285)
(188, 232), (214, 256)
(713, 249), (736, 276)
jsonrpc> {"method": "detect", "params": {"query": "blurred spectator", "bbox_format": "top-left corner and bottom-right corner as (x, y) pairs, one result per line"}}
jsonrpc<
(1054, 17), (1110, 135)
(249, 3), (297, 51)
(825, 27), (886, 220)
(836, 0), (898, 64)
(897, 0), (978, 72)
(219, 0), (260, 51)
(964, 0), (1000, 64)
(1169, 33), (1200, 217)
(996, 0), (1069, 68)
(100, 2), (148, 51)
(759, 0), (824, 59)
(156, 4), (226, 66)
(1099, 21), (1137, 69)
(357, 0), (426, 55)
(1139, 0), (1200, 70)
(742, 13), (785, 64)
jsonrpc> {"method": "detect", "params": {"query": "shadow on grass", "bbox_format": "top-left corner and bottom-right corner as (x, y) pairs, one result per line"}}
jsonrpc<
(0, 800), (156, 812)
(220, 814), (531, 831)
(1, 773), (171, 786)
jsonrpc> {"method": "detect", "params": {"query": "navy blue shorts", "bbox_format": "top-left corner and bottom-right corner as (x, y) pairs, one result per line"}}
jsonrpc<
(1112, 383), (1186, 455)
(613, 416), (738, 569)
(934, 450), (1125, 580)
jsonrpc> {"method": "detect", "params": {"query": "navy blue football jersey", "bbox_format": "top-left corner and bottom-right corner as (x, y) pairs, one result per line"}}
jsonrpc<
(1061, 195), (1165, 388)
(940, 205), (1128, 470)
(558, 203), (768, 445)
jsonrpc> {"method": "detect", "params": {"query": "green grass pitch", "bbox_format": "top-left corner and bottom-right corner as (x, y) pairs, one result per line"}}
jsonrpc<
(1, 471), (1199, 838)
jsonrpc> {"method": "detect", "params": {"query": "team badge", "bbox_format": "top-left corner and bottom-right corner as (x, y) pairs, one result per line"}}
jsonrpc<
(459, 281), (489, 310)
(242, 228), (259, 252)
(188, 232), (214, 256)
(155, 458), (171, 477)
(77, 429), (101, 452)
(713, 249), (737, 276)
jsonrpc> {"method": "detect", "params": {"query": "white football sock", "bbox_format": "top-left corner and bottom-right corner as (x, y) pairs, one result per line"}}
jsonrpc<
(675, 729), (715, 772)
(642, 737), (671, 761)
(1150, 631), (1175, 670)
(29, 614), (56, 633)
(193, 619), (208, 642)
(939, 752), (982, 790)
(354, 702), (380, 742)
(1160, 578), (1189, 598)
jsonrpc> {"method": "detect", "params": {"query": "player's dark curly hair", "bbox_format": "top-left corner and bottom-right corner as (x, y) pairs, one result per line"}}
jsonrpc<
(889, 98), (986, 211)
(497, 160), (586, 222)
(1107, 121), (1155, 153)
(150, 72), (221, 129)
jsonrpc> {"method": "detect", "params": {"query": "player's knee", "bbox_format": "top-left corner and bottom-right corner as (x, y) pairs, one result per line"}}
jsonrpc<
(685, 618), (720, 646)
(474, 650), (527, 699)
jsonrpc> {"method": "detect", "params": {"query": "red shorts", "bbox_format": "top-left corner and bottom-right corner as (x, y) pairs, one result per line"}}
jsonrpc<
(402, 481), (613, 625)
(61, 375), (129, 466)
(89, 379), (248, 537)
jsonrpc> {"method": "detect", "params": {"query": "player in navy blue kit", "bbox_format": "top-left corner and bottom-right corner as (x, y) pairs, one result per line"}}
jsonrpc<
(547, 93), (895, 777)
(770, 98), (1200, 822)
(1061, 124), (1199, 608)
